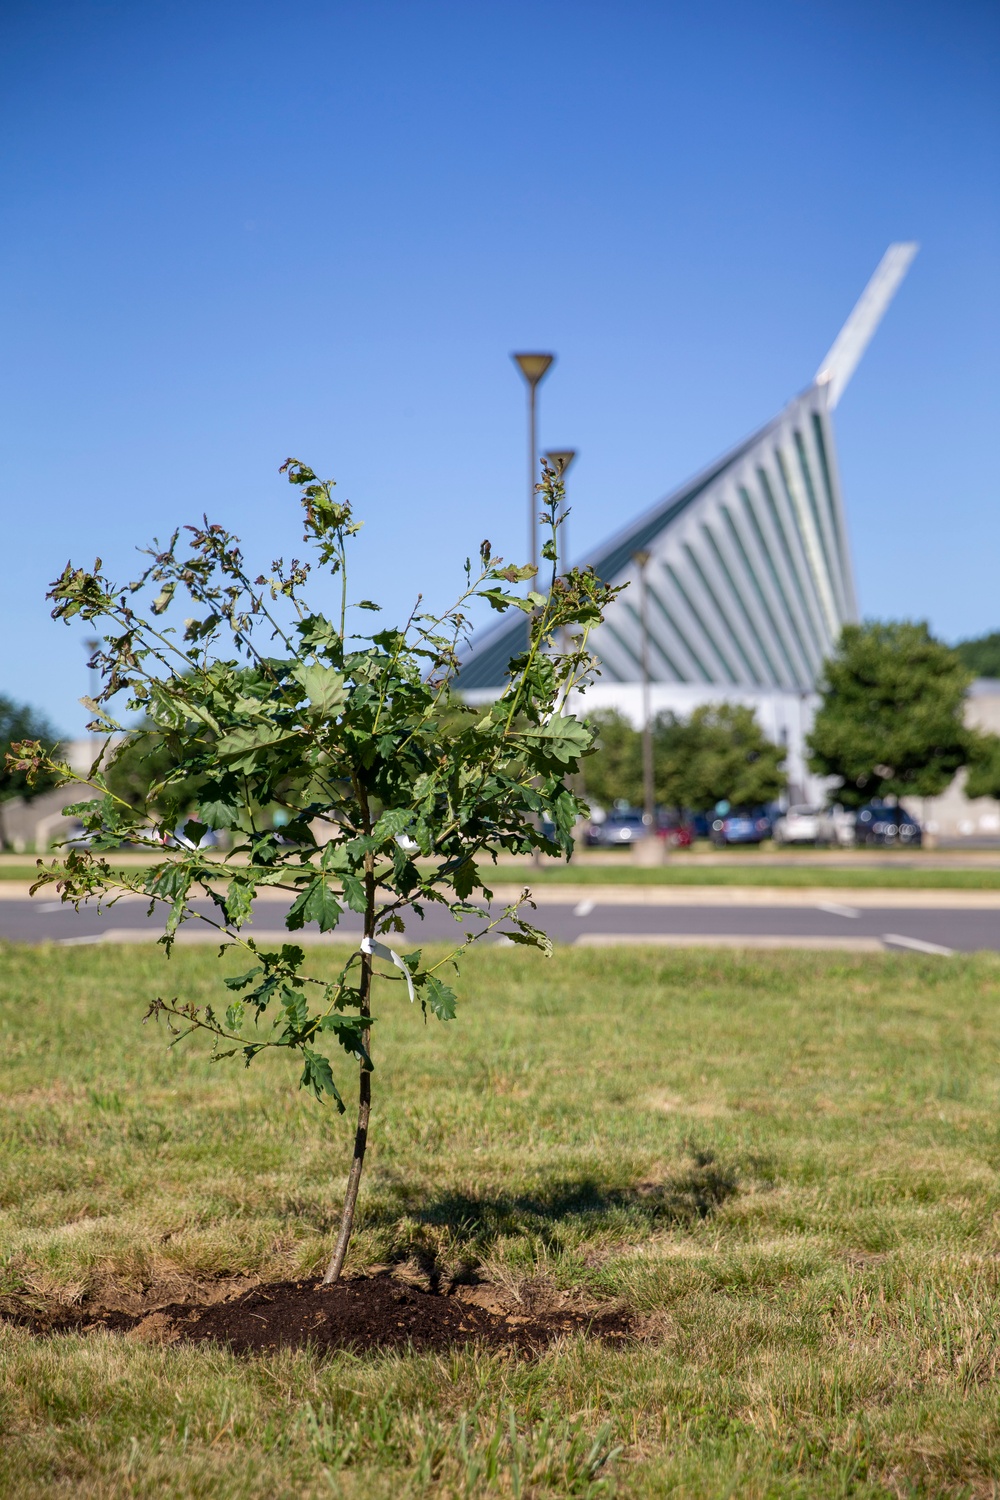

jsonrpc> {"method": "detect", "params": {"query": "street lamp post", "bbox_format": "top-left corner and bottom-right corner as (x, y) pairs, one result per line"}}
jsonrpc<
(512, 353), (554, 583)
(632, 551), (655, 834)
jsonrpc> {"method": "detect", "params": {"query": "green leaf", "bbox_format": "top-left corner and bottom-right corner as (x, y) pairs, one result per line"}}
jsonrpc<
(507, 917), (554, 957)
(292, 663), (347, 715)
(225, 1000), (245, 1031)
(286, 877), (343, 933)
(371, 808), (413, 843)
(281, 986), (309, 1031)
(224, 879), (254, 929)
(478, 587), (532, 614)
(224, 966), (261, 992)
(420, 974), (457, 1021)
(144, 862), (191, 900)
(216, 723), (301, 772)
(320, 1013), (373, 1066)
(340, 871), (366, 914)
(518, 714), (592, 767)
(299, 1048), (345, 1110)
(452, 857), (479, 901)
(199, 794), (240, 830)
(151, 582), (176, 615)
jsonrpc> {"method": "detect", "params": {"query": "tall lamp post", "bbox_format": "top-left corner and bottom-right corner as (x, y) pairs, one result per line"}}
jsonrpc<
(632, 550), (655, 833)
(512, 353), (554, 582)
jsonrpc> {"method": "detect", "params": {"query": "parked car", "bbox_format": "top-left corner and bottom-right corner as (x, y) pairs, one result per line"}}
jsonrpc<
(587, 807), (650, 848)
(655, 811), (694, 848)
(854, 803), (922, 847)
(710, 808), (772, 846)
(771, 805), (835, 846)
(828, 805), (858, 847)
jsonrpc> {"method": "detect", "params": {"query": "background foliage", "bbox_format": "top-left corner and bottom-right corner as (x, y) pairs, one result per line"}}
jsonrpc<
(581, 702), (785, 812)
(808, 621), (972, 806)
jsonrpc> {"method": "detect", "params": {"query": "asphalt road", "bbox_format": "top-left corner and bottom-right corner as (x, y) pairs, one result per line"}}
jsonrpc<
(3, 895), (998, 956)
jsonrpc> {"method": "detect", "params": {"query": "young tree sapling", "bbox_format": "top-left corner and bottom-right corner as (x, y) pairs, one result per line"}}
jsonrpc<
(9, 459), (617, 1281)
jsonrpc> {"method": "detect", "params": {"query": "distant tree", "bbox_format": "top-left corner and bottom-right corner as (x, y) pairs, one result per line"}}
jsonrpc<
(105, 726), (203, 824)
(580, 709), (643, 807)
(808, 622), (971, 806)
(581, 703), (785, 812)
(965, 733), (1000, 802)
(664, 702), (785, 811)
(0, 696), (61, 847)
(955, 632), (1000, 681)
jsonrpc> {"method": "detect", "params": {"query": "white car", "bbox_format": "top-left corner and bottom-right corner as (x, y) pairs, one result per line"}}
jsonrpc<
(771, 805), (835, 846)
(772, 805), (857, 847)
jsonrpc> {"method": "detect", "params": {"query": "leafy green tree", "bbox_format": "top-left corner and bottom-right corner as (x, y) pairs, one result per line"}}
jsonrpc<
(581, 704), (783, 813)
(580, 708), (643, 807)
(9, 459), (616, 1282)
(661, 703), (785, 811)
(955, 631), (1000, 680)
(0, 696), (61, 848)
(808, 622), (971, 806)
(965, 732), (1000, 801)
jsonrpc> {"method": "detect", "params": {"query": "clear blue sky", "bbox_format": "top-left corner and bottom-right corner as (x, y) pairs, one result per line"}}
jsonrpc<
(2, 0), (997, 735)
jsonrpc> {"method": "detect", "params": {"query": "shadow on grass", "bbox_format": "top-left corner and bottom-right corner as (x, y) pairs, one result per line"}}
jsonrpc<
(360, 1151), (739, 1283)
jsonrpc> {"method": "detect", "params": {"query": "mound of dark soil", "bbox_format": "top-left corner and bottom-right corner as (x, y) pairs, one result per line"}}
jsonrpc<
(2, 1273), (632, 1357)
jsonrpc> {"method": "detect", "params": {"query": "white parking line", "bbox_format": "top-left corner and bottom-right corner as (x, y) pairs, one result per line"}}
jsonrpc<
(816, 902), (861, 918)
(573, 899), (596, 918)
(575, 933), (883, 951)
(882, 933), (954, 957)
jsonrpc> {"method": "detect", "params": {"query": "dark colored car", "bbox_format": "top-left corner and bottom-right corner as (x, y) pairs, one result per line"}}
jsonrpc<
(689, 811), (713, 841)
(854, 803), (922, 847)
(710, 808), (772, 846)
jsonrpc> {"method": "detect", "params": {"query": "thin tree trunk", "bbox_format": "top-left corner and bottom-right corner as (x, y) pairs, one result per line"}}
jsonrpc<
(324, 778), (376, 1286)
(323, 943), (372, 1285)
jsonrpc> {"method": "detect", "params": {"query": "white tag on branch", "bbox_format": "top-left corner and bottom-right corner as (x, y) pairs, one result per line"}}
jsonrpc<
(359, 936), (416, 1002)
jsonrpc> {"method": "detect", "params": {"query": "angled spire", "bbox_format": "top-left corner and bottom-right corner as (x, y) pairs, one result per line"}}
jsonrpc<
(815, 242), (918, 409)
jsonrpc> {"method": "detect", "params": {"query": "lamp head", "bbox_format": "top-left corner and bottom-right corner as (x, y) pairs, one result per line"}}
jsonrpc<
(512, 352), (555, 388)
(632, 549), (651, 569)
(545, 449), (577, 477)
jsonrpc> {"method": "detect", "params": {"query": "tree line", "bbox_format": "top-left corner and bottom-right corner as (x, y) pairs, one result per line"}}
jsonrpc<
(4, 622), (1000, 844)
(583, 621), (1000, 813)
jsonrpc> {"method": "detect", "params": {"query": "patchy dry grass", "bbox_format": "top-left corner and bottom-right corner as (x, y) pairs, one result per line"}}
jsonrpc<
(1, 942), (999, 1496)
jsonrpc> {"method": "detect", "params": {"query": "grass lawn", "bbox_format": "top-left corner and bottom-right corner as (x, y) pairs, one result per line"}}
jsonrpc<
(2, 942), (999, 1496)
(6, 857), (1000, 890)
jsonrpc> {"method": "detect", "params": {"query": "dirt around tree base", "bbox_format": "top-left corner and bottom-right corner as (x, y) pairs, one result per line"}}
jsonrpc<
(2, 1273), (633, 1357)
